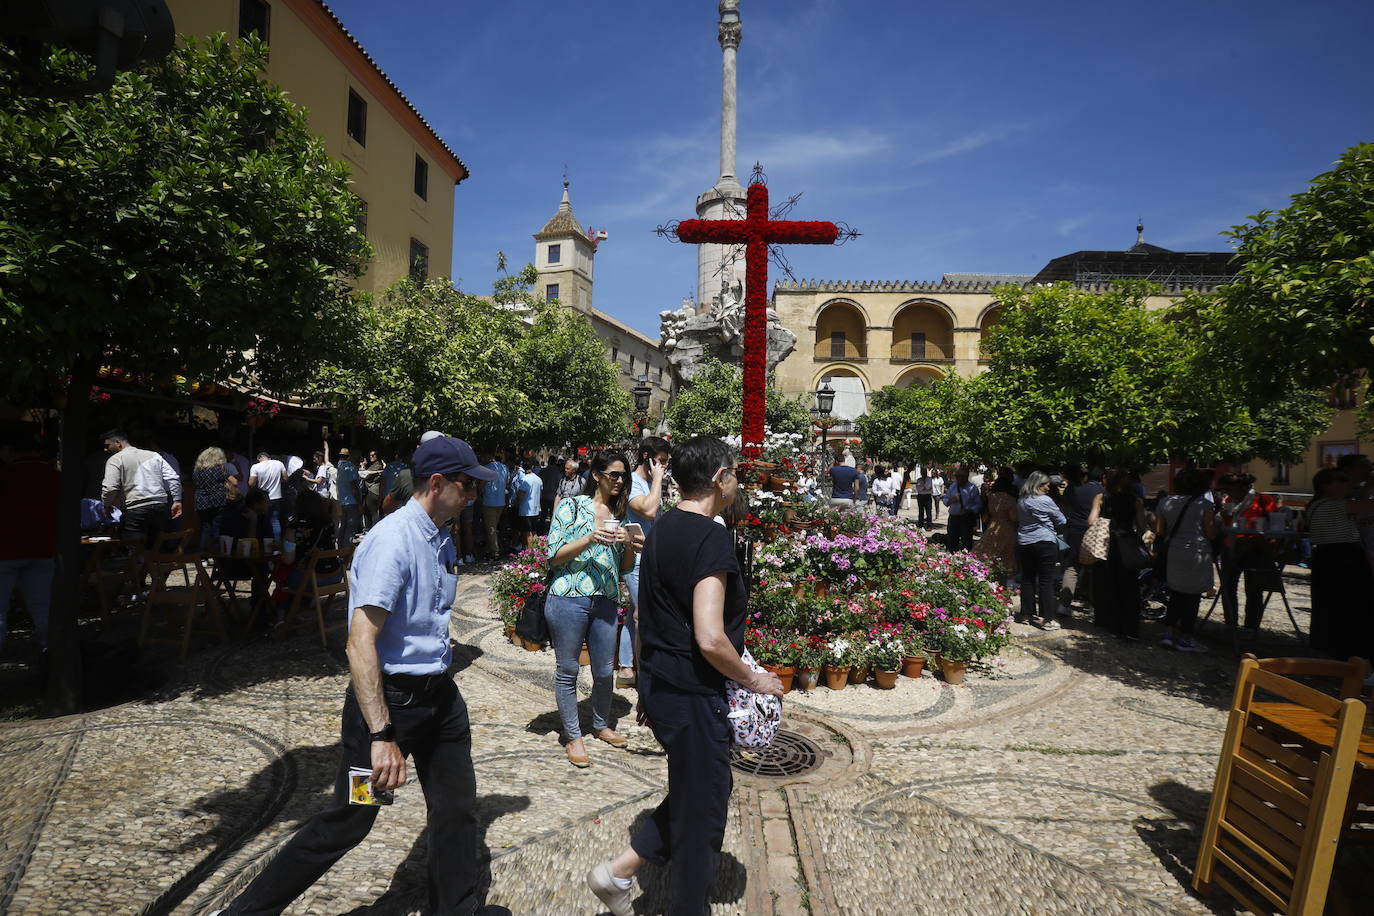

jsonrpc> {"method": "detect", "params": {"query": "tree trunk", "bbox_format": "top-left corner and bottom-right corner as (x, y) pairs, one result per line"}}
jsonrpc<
(44, 358), (96, 716)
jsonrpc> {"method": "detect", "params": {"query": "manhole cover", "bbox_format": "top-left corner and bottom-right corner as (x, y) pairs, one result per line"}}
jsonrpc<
(729, 729), (824, 778)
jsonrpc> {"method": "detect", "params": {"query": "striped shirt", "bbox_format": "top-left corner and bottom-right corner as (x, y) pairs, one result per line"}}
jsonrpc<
(1306, 498), (1360, 545)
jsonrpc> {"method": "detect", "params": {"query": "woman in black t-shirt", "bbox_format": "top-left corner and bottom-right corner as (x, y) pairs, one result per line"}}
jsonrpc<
(585, 437), (783, 916)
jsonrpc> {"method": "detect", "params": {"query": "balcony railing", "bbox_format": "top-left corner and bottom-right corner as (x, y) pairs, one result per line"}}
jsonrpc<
(813, 342), (867, 361)
(889, 339), (953, 362)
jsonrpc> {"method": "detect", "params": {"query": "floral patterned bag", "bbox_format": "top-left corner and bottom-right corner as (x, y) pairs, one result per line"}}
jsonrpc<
(1079, 517), (1110, 563)
(724, 648), (783, 748)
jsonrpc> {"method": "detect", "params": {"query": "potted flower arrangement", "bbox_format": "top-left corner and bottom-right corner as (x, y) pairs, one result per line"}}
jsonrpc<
(746, 626), (799, 693)
(925, 605), (1012, 685)
(794, 635), (828, 692)
(487, 539), (550, 648)
(866, 626), (906, 689)
(821, 636), (854, 690)
(750, 490), (788, 541)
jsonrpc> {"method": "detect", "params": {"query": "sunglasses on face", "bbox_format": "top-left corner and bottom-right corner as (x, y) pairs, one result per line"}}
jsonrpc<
(601, 471), (629, 481)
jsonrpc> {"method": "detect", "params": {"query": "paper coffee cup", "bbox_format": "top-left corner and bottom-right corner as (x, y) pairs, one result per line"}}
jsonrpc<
(601, 518), (621, 531)
(219, 536), (234, 554)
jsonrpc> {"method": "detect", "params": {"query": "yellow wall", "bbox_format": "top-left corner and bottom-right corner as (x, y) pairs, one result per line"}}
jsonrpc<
(165, 0), (458, 295)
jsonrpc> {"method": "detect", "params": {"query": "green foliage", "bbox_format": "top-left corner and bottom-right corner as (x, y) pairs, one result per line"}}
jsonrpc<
(665, 359), (811, 440)
(312, 277), (631, 449)
(1202, 143), (1374, 402)
(856, 375), (979, 464)
(0, 36), (369, 392)
(857, 280), (1333, 467)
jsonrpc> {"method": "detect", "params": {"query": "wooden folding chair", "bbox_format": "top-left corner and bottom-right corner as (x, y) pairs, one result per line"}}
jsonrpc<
(1194, 654), (1372, 914)
(281, 547), (354, 647)
(138, 552), (229, 661)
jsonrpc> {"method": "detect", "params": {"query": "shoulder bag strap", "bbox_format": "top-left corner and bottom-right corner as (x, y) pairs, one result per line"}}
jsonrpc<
(1166, 494), (1202, 542)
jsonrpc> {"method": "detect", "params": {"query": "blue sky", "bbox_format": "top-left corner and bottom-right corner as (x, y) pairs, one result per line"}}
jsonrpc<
(326, 0), (1373, 337)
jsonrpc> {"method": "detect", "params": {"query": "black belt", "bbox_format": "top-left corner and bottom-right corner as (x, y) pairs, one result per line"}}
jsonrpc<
(383, 671), (449, 694)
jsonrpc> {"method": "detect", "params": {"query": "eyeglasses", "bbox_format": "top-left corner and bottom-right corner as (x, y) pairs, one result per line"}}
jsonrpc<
(717, 466), (736, 479)
(602, 471), (629, 481)
(443, 472), (477, 489)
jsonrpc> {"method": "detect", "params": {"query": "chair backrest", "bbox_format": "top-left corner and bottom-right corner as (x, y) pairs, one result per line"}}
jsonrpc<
(1194, 654), (1369, 914)
(308, 547), (354, 598)
(1252, 654), (1370, 702)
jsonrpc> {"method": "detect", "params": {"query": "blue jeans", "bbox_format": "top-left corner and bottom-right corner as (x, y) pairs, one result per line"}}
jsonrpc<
(0, 557), (54, 653)
(545, 593), (618, 740)
(620, 568), (639, 668)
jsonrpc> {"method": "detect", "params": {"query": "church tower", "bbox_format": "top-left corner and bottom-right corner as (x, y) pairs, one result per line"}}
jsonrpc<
(534, 179), (596, 313)
(695, 0), (748, 315)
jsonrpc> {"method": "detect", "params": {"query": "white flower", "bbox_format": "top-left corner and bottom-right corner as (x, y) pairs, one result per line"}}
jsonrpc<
(952, 623), (968, 634)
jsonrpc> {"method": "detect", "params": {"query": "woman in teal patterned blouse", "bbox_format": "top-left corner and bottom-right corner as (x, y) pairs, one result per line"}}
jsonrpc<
(546, 449), (644, 767)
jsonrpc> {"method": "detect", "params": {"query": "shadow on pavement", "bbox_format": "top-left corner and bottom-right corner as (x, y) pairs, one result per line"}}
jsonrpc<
(337, 793), (531, 915)
(524, 693), (635, 741)
(622, 806), (747, 913)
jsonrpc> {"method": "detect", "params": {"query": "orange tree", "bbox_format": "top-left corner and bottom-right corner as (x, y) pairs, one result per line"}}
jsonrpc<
(0, 37), (368, 713)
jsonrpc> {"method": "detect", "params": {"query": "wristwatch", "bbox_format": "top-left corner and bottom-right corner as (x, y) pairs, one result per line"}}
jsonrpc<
(368, 723), (395, 743)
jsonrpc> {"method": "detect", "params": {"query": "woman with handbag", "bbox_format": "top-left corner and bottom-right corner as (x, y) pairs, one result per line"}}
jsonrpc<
(1087, 469), (1149, 640)
(975, 469), (1019, 584)
(545, 449), (642, 768)
(1015, 470), (1066, 629)
(1155, 468), (1219, 652)
(586, 436), (782, 916)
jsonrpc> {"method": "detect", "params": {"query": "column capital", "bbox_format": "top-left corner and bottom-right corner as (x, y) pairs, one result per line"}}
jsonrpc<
(719, 21), (742, 50)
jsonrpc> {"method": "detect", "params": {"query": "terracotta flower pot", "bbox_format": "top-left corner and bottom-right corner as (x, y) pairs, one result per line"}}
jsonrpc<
(521, 638), (543, 652)
(762, 524), (779, 543)
(792, 584), (805, 599)
(578, 643), (590, 667)
(900, 655), (926, 678)
(504, 625), (517, 645)
(795, 667), (820, 692)
(940, 658), (968, 685)
(873, 668), (900, 689)
(848, 665), (870, 684)
(822, 664), (850, 690)
(813, 581), (830, 600)
(761, 663), (795, 694)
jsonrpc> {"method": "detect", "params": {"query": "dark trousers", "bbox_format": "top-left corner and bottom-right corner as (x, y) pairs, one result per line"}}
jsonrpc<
(121, 502), (169, 550)
(225, 678), (479, 916)
(916, 494), (933, 528)
(1092, 544), (1142, 638)
(630, 670), (733, 916)
(1165, 589), (1202, 635)
(946, 513), (975, 552)
(1310, 542), (1374, 659)
(1219, 546), (1267, 629)
(1017, 540), (1059, 621)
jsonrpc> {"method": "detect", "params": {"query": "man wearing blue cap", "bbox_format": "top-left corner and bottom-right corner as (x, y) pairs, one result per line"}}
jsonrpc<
(220, 436), (496, 916)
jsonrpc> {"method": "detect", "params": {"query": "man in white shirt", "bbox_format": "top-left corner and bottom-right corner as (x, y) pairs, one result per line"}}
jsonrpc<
(913, 470), (934, 529)
(249, 450), (288, 540)
(101, 428), (182, 550)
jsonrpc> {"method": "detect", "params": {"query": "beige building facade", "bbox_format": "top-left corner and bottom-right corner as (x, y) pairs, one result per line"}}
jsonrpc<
(531, 185), (676, 421)
(769, 234), (1360, 496)
(166, 0), (468, 294)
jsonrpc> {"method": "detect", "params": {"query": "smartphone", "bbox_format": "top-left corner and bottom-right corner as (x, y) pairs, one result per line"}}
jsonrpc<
(623, 523), (644, 541)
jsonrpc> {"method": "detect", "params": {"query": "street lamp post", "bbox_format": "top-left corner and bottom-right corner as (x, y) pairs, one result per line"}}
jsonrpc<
(632, 375), (652, 439)
(813, 378), (835, 462)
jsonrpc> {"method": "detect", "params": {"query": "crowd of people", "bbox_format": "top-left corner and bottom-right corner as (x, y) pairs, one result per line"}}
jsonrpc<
(5, 418), (1374, 914)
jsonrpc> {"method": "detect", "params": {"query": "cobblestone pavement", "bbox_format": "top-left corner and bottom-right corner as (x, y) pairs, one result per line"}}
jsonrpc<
(2, 557), (1370, 915)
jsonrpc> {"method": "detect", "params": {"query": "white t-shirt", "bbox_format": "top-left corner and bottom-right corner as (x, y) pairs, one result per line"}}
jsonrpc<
(249, 458), (286, 499)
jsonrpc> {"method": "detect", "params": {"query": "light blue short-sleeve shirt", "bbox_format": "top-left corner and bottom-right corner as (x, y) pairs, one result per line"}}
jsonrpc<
(348, 498), (457, 674)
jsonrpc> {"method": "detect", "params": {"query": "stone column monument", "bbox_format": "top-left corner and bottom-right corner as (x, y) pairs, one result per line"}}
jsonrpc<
(694, 0), (747, 317)
(659, 0), (797, 384)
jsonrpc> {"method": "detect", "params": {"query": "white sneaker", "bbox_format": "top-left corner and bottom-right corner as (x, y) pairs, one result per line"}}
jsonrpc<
(587, 862), (634, 916)
(464, 555), (476, 565)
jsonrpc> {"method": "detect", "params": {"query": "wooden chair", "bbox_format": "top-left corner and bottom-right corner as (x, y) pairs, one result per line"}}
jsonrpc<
(280, 547), (354, 647)
(1194, 654), (1372, 914)
(138, 552), (229, 661)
